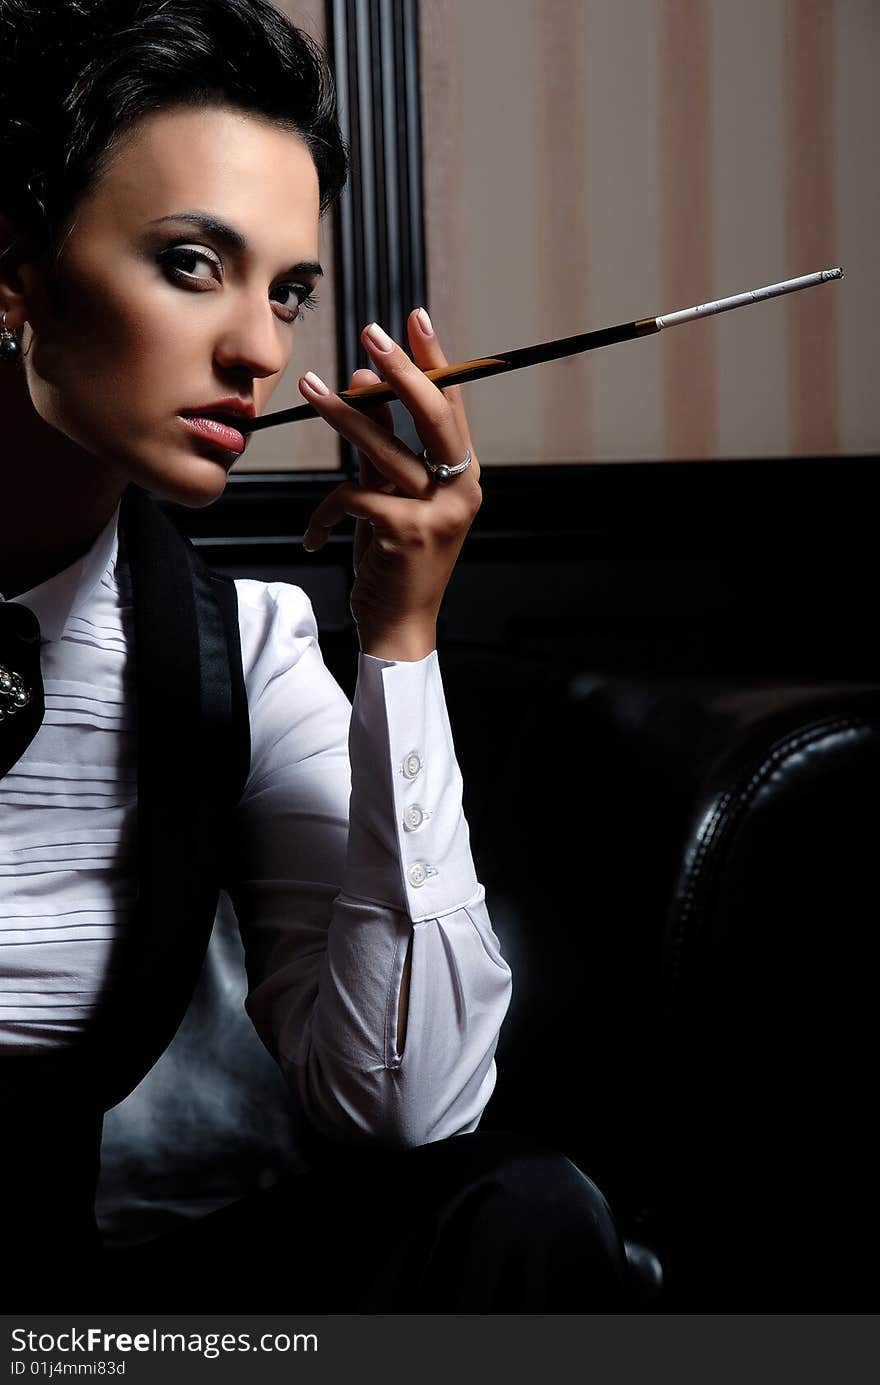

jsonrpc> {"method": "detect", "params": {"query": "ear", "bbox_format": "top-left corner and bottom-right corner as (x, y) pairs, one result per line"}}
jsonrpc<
(0, 213), (32, 327)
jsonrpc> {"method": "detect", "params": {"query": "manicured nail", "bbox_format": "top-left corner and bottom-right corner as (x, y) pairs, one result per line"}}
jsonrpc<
(416, 308), (433, 336)
(302, 371), (329, 396)
(364, 322), (394, 353)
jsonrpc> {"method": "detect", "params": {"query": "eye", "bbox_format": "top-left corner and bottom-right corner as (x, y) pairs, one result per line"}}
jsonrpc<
(158, 244), (221, 282)
(272, 282), (321, 321)
(157, 244), (320, 324)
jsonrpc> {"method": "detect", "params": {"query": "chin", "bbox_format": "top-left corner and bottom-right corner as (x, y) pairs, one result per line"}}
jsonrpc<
(129, 453), (231, 509)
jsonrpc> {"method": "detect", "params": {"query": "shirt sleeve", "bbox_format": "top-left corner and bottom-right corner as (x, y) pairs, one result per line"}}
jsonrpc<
(224, 579), (513, 1149)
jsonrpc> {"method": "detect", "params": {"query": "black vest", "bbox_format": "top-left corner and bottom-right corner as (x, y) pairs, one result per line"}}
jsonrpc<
(1, 483), (251, 1279)
(93, 483), (251, 1109)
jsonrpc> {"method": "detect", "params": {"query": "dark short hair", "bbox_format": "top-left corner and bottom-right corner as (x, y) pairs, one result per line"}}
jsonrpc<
(0, 0), (350, 266)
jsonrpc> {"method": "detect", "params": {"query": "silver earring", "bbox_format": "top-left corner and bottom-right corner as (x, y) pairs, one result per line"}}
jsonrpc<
(0, 310), (22, 363)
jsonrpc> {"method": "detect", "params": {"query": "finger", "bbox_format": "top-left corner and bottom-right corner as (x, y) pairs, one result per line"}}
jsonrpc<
(298, 367), (434, 498)
(348, 368), (394, 572)
(358, 321), (475, 490)
(304, 480), (420, 551)
(406, 307), (477, 468)
(350, 366), (395, 438)
(349, 367), (395, 495)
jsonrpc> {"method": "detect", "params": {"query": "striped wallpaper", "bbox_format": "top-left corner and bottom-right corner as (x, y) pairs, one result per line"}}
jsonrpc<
(245, 0), (877, 472)
(419, 0), (878, 464)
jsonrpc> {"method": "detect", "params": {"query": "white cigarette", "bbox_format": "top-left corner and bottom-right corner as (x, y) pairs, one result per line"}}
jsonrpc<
(656, 267), (844, 329)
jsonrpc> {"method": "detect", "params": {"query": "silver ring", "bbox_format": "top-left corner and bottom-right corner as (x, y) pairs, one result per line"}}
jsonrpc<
(421, 448), (472, 485)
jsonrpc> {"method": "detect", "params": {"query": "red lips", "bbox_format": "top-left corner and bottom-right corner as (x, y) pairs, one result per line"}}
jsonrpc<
(179, 397), (256, 424)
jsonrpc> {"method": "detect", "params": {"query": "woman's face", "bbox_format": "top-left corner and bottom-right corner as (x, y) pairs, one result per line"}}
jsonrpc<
(15, 104), (322, 506)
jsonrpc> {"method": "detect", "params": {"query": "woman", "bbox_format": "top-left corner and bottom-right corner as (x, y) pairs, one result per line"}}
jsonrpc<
(0, 0), (625, 1311)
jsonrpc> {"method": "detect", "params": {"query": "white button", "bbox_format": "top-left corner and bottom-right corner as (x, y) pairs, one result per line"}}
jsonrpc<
(402, 751), (422, 780)
(407, 863), (428, 887)
(403, 805), (427, 831)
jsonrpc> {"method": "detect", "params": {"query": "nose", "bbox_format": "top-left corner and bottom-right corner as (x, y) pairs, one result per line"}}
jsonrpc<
(213, 299), (288, 380)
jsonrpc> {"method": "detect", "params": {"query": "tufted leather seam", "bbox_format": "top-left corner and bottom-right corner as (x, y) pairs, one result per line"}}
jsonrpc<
(663, 713), (880, 1022)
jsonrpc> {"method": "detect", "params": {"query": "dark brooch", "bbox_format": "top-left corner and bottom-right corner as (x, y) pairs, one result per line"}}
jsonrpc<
(0, 662), (32, 722)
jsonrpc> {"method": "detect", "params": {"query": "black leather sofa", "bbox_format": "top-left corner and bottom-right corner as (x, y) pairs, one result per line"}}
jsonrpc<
(96, 631), (879, 1311)
(466, 657), (878, 1310)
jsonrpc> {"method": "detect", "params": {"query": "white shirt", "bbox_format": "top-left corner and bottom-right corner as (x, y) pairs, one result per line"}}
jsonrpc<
(0, 499), (512, 1147)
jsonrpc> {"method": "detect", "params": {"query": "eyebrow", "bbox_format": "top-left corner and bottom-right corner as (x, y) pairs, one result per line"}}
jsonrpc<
(148, 211), (323, 278)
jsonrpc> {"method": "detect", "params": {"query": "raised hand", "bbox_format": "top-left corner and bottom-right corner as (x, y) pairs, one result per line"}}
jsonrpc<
(298, 309), (481, 660)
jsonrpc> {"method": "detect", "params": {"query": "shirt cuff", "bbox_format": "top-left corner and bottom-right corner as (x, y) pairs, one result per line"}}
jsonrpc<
(342, 649), (480, 924)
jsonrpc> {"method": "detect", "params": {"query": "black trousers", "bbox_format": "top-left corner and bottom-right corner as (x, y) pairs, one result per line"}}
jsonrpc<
(102, 1130), (628, 1313)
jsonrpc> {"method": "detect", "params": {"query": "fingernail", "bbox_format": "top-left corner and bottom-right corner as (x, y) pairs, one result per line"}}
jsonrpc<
(364, 322), (394, 353)
(303, 530), (317, 551)
(416, 307), (433, 336)
(302, 371), (329, 396)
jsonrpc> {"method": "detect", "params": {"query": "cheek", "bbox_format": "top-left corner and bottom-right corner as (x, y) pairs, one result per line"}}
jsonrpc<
(63, 253), (171, 355)
(25, 267), (190, 442)
(79, 293), (191, 402)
